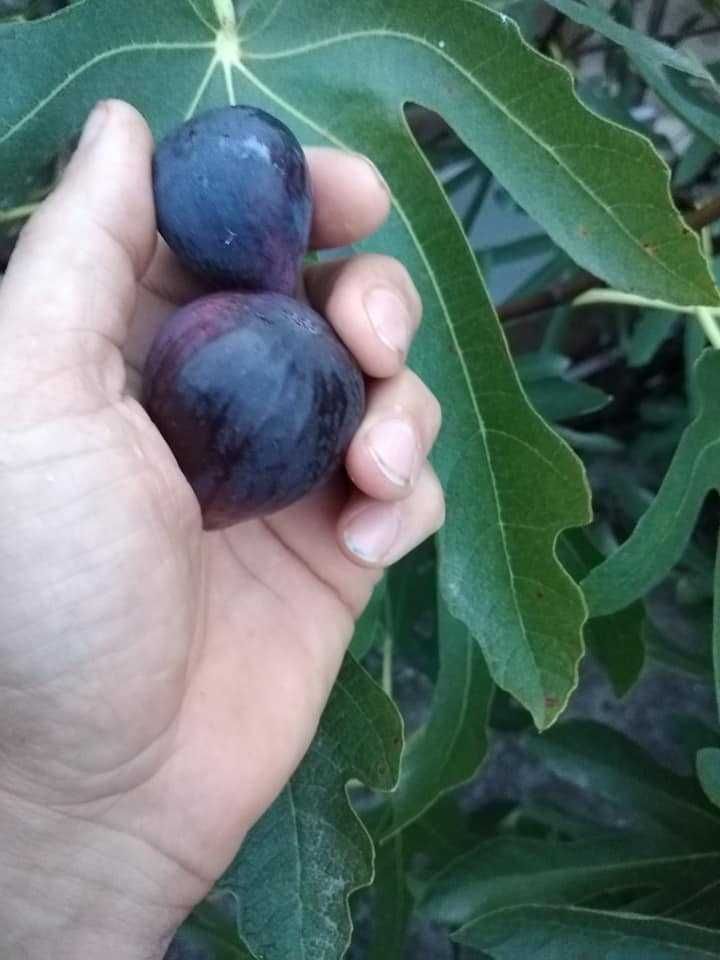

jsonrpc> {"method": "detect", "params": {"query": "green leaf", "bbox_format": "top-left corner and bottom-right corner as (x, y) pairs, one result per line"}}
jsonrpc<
(644, 612), (714, 679)
(169, 891), (252, 960)
(454, 905), (720, 958)
(626, 310), (678, 368)
(387, 537), (439, 680)
(476, 231), (555, 267)
(349, 576), (386, 661)
(528, 720), (720, 850)
(559, 528), (645, 696)
(415, 834), (719, 928)
(524, 376), (611, 423)
(215, 656), (402, 960)
(668, 880), (720, 927)
(380, 597), (493, 841)
(636, 63), (720, 148)
(674, 133), (717, 188)
(365, 834), (412, 960)
(697, 748), (720, 811)
(515, 351), (612, 422)
(583, 350), (720, 617)
(0, 0), (615, 727)
(544, 0), (716, 83)
(3, 1), (717, 301)
(713, 529), (720, 722)
(544, 1), (720, 146)
(403, 794), (502, 873)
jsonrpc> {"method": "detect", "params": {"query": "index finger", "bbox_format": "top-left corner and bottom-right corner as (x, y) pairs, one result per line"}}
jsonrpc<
(306, 147), (391, 250)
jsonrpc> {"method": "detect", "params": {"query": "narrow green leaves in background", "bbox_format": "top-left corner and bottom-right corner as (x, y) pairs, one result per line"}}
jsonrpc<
(528, 720), (720, 850)
(584, 350), (720, 617)
(454, 905), (720, 959)
(559, 528), (645, 697)
(381, 598), (493, 841)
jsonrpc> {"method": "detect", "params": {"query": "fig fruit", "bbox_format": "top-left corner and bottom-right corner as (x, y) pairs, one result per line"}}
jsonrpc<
(152, 105), (312, 295)
(143, 292), (365, 529)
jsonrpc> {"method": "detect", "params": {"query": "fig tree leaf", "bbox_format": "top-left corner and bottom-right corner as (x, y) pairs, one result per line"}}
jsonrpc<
(668, 879), (720, 927)
(697, 748), (720, 811)
(524, 376), (611, 423)
(387, 536), (440, 680)
(0, 0), (618, 729)
(528, 720), (720, 850)
(380, 597), (493, 842)
(208, 655), (402, 960)
(713, 528), (720, 725)
(415, 835), (717, 929)
(543, 0), (720, 146)
(643, 66), (720, 148)
(626, 310), (678, 368)
(454, 905), (720, 959)
(366, 833), (412, 960)
(513, 351), (610, 422)
(168, 891), (251, 960)
(559, 528), (645, 697)
(2, 1), (716, 305)
(543, 0), (716, 83)
(349, 576), (387, 661)
(583, 350), (720, 617)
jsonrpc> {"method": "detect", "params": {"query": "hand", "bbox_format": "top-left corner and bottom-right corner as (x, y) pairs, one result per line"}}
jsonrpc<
(0, 101), (444, 958)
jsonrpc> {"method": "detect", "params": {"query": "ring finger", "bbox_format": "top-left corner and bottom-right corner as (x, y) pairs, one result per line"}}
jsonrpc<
(346, 369), (441, 501)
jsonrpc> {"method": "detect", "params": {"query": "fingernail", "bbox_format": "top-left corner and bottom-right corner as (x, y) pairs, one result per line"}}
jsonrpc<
(353, 153), (390, 197)
(366, 418), (419, 487)
(365, 288), (410, 357)
(344, 503), (401, 564)
(78, 101), (109, 150)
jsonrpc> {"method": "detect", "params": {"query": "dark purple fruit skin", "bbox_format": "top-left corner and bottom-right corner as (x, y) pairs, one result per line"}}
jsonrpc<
(142, 292), (365, 529)
(152, 106), (312, 296)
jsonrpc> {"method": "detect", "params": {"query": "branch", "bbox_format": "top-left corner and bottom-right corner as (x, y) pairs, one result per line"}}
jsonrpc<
(497, 195), (720, 322)
(686, 196), (720, 231)
(498, 271), (597, 322)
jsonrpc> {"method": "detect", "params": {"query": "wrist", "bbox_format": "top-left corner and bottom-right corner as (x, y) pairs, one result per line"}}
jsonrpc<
(0, 790), (193, 960)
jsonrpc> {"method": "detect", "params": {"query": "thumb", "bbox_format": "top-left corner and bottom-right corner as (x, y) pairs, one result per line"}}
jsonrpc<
(0, 100), (156, 398)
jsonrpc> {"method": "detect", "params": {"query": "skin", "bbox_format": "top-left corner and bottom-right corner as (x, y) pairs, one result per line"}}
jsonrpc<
(0, 100), (444, 959)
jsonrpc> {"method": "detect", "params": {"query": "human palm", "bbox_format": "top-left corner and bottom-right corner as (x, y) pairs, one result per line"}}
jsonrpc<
(0, 100), (443, 951)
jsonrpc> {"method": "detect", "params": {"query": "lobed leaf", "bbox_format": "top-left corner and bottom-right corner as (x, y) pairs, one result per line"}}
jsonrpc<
(211, 656), (401, 960)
